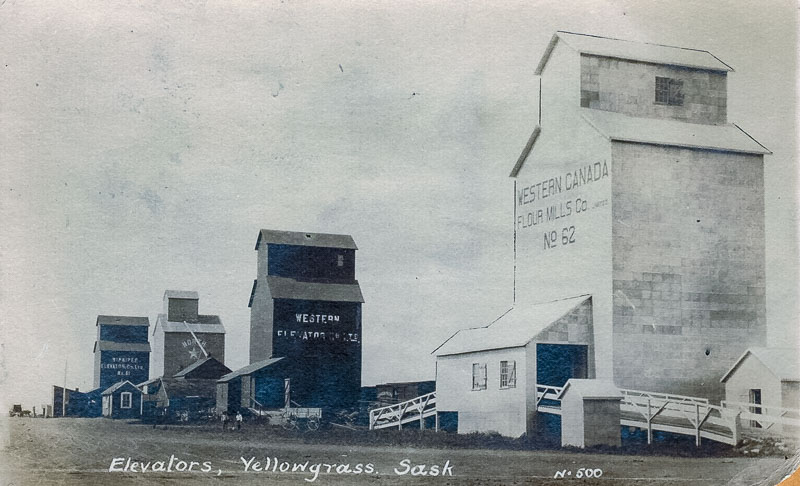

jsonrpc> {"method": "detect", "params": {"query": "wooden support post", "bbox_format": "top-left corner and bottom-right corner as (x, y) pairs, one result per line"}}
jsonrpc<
(435, 412), (439, 432)
(646, 399), (652, 445)
(695, 403), (701, 447)
(731, 412), (741, 445)
(399, 402), (409, 430)
(419, 394), (432, 431)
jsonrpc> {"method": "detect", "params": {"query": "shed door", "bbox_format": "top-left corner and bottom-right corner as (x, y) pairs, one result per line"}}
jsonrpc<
(749, 389), (762, 428)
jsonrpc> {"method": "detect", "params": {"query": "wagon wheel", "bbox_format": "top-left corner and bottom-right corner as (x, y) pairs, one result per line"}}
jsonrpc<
(281, 413), (298, 431)
(306, 416), (320, 431)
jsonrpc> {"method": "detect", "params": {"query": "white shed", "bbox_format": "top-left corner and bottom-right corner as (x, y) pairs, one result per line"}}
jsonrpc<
(558, 379), (621, 448)
(434, 295), (594, 437)
(720, 347), (800, 435)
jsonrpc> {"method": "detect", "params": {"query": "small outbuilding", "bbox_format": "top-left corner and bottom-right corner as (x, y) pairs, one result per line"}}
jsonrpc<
(102, 381), (142, 419)
(434, 295), (594, 437)
(153, 378), (218, 421)
(720, 347), (800, 435)
(139, 358), (231, 422)
(52, 386), (103, 418)
(217, 357), (335, 415)
(216, 357), (289, 414)
(558, 379), (621, 448)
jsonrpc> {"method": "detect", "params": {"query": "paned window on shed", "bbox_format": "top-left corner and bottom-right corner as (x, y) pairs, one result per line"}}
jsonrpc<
(500, 360), (517, 389)
(472, 363), (487, 390)
(121, 392), (132, 409)
(655, 76), (684, 106)
(337, 254), (344, 267)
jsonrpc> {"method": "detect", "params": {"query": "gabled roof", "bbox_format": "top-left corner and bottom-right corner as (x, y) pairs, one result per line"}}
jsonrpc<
(255, 229), (358, 250)
(173, 356), (231, 380)
(265, 276), (364, 303)
(94, 340), (151, 353)
(164, 290), (199, 300)
(535, 31), (733, 75)
(433, 295), (591, 356)
(218, 357), (285, 383)
(101, 380), (140, 396)
(96, 315), (149, 327)
(248, 279), (258, 308)
(720, 347), (800, 383)
(154, 314), (226, 334)
(509, 126), (540, 178)
(583, 109), (771, 155)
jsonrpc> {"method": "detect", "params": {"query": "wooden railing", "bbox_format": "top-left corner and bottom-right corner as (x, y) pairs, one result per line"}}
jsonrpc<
(619, 388), (709, 404)
(535, 385), (563, 415)
(619, 389), (738, 445)
(247, 396), (268, 416)
(366, 384), (799, 446)
(720, 400), (800, 432)
(369, 392), (437, 430)
(532, 386), (741, 445)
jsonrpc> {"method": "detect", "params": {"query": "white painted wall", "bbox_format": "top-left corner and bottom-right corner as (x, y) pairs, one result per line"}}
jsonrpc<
(781, 382), (799, 410)
(436, 347), (528, 437)
(539, 40), (581, 134)
(560, 391), (585, 447)
(514, 39), (613, 380)
(724, 357), (779, 407)
(724, 355), (783, 432)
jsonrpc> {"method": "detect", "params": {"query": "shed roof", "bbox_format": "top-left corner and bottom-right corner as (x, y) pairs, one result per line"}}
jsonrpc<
(96, 315), (149, 327)
(557, 379), (621, 399)
(218, 357), (285, 383)
(535, 31), (733, 75)
(376, 380), (436, 388)
(94, 340), (151, 353)
(583, 109), (770, 155)
(433, 295), (591, 356)
(256, 229), (358, 250)
(164, 290), (199, 300)
(101, 380), (139, 396)
(720, 347), (800, 383)
(510, 112), (770, 178)
(160, 378), (218, 400)
(136, 377), (160, 388)
(155, 314), (226, 334)
(265, 276), (364, 303)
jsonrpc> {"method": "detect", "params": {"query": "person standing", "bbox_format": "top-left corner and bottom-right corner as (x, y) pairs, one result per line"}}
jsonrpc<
(221, 412), (229, 431)
(235, 411), (243, 430)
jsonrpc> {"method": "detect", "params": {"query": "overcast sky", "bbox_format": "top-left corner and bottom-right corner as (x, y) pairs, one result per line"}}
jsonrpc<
(1, 0), (797, 411)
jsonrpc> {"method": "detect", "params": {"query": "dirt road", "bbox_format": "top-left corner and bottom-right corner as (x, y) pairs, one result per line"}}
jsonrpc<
(0, 417), (789, 485)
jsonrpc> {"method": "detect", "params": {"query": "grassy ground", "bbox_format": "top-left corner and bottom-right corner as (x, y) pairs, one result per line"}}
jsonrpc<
(0, 417), (793, 485)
